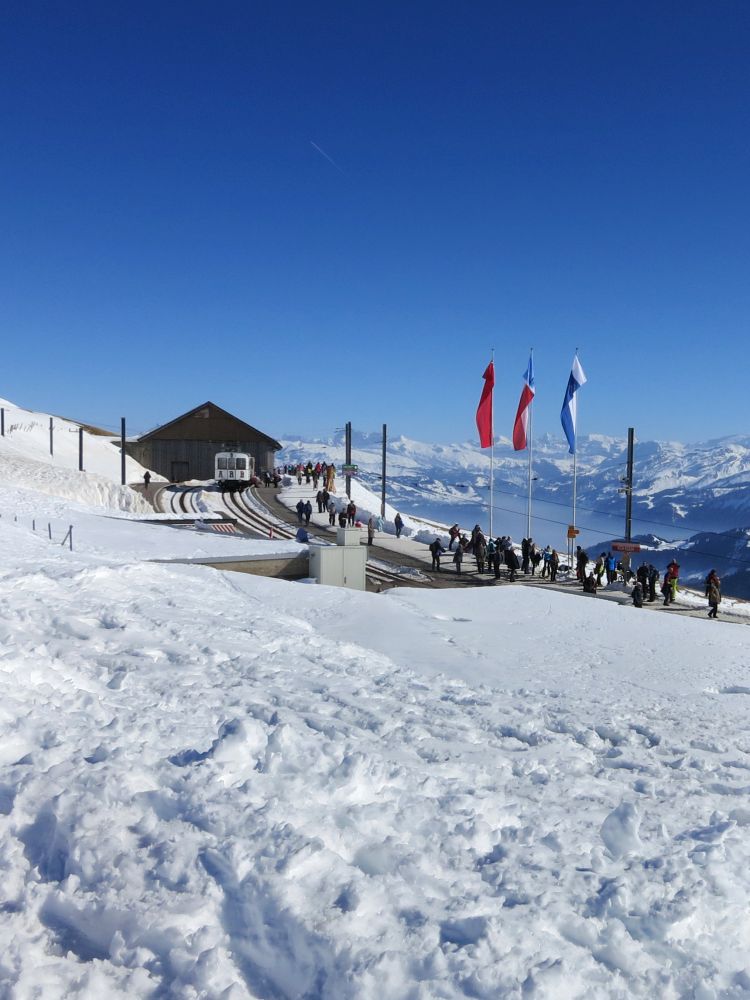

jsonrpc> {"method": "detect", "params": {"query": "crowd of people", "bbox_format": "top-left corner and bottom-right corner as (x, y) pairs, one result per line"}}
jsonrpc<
(284, 462), (725, 618)
(429, 527), (561, 582)
(281, 461), (338, 493)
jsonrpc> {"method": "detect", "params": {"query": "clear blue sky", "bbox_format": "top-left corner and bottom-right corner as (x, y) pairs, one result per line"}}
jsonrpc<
(1, 2), (748, 443)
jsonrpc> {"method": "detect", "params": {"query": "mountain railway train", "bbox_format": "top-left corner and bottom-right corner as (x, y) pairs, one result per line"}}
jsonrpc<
(214, 451), (257, 493)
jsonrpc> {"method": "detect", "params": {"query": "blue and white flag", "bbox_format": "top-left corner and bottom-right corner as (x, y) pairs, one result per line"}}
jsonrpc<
(560, 354), (587, 454)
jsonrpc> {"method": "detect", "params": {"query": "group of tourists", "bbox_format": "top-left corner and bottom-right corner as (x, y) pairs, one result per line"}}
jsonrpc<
(575, 548), (723, 618)
(284, 461), (337, 493)
(289, 483), (727, 619)
(431, 526), (562, 581)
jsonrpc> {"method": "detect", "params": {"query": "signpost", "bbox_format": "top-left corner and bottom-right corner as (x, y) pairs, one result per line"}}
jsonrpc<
(566, 525), (580, 540)
(611, 541), (641, 553)
(342, 464), (358, 475)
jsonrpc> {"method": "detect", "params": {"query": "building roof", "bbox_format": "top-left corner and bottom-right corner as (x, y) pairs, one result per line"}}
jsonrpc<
(136, 401), (282, 450)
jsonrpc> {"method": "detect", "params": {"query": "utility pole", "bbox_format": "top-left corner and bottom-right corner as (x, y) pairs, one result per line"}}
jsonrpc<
(79, 427), (84, 471)
(345, 421), (352, 498)
(616, 427), (636, 577)
(49, 417), (54, 456)
(624, 427), (634, 542)
(121, 417), (126, 486)
(381, 423), (387, 518)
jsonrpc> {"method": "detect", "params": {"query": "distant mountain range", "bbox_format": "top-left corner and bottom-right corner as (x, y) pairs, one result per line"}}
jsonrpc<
(280, 430), (750, 595)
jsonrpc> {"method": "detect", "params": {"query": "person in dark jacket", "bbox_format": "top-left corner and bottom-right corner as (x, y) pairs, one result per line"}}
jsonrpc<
(530, 542), (541, 576)
(429, 537), (446, 571)
(576, 546), (589, 584)
(492, 538), (502, 579)
(521, 538), (530, 574)
(647, 564), (659, 602)
(632, 580), (644, 608)
(636, 562), (649, 594)
(394, 513), (404, 538)
(296, 499), (305, 523)
(583, 571), (598, 594)
(303, 500), (312, 525)
(448, 524), (460, 550)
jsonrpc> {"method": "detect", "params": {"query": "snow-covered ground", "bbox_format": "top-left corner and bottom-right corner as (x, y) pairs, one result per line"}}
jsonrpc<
(3, 399), (750, 998)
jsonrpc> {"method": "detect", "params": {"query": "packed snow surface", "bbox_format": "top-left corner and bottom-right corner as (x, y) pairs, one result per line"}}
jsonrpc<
(2, 399), (750, 998)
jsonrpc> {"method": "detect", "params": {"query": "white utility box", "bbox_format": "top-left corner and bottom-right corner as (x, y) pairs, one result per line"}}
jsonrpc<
(309, 527), (367, 590)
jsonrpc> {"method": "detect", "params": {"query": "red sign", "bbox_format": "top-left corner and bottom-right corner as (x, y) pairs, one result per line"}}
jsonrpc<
(611, 541), (641, 553)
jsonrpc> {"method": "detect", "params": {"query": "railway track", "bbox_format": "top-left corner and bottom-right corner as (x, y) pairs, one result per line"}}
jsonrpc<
(154, 483), (434, 590)
(157, 485), (204, 516)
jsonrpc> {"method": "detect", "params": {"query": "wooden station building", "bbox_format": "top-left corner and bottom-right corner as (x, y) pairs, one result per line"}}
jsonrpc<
(127, 401), (282, 482)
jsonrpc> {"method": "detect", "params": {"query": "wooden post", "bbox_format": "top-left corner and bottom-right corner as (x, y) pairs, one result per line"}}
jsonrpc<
(79, 427), (84, 471)
(49, 417), (54, 456)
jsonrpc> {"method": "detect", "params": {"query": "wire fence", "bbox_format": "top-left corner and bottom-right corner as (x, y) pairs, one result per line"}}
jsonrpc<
(0, 512), (74, 551)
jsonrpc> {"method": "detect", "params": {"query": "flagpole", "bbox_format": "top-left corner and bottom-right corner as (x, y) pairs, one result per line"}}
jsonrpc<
(572, 347), (579, 535)
(526, 347), (533, 539)
(489, 347), (494, 538)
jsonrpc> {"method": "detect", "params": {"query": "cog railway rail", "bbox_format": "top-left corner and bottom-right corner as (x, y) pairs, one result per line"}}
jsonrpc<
(154, 483), (431, 590)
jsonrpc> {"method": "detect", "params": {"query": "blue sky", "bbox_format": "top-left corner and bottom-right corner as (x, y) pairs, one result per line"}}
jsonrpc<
(1, 2), (748, 444)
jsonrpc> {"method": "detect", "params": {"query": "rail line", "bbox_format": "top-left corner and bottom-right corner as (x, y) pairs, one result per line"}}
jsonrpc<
(153, 483), (434, 589)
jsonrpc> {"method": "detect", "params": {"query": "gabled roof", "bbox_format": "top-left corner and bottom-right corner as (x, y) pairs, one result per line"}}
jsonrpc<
(137, 401), (282, 450)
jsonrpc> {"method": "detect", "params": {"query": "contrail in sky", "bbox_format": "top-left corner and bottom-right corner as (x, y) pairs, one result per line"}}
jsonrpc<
(310, 140), (346, 175)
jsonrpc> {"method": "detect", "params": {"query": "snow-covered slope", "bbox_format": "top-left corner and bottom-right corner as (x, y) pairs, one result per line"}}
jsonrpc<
(2, 397), (750, 998)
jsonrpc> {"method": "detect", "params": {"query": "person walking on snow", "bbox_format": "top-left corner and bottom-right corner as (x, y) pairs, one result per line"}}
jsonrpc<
(367, 516), (376, 546)
(705, 569), (721, 618)
(394, 512), (404, 539)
